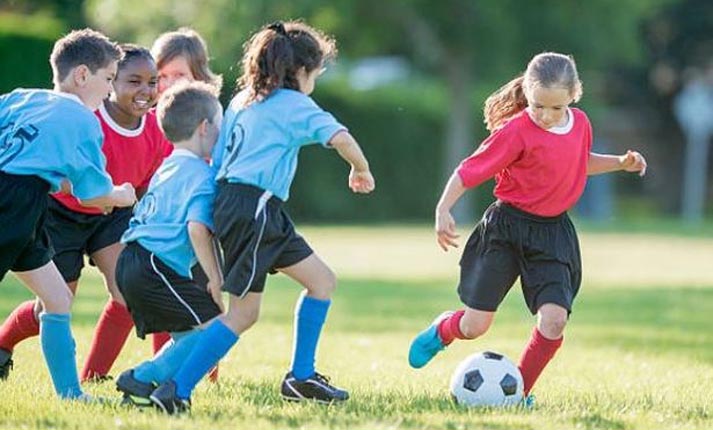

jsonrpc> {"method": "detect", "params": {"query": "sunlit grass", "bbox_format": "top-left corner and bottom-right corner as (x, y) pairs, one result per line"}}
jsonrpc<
(0, 226), (711, 429)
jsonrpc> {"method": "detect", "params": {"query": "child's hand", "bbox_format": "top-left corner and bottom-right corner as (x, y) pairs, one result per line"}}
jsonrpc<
(349, 168), (375, 194)
(435, 209), (460, 251)
(619, 150), (647, 176)
(207, 279), (225, 313)
(114, 183), (137, 207)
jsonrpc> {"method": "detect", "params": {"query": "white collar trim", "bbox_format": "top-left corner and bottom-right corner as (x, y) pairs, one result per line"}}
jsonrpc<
(52, 91), (85, 107)
(98, 102), (146, 137)
(527, 107), (575, 135)
(171, 148), (201, 159)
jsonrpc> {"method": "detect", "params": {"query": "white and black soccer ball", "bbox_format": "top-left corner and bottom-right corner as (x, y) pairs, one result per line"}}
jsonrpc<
(449, 351), (524, 407)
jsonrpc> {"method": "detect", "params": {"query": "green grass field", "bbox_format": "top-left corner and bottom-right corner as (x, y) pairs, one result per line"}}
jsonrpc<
(0, 226), (711, 430)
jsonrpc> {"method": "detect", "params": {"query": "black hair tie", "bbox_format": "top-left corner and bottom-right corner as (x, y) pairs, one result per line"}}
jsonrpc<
(267, 21), (287, 36)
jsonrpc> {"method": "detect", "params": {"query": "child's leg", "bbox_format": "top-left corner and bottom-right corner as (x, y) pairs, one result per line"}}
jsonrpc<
(81, 243), (134, 381)
(133, 329), (202, 385)
(409, 307), (494, 368)
(0, 300), (41, 355)
(152, 332), (171, 354)
(0, 281), (78, 357)
(13, 262), (83, 398)
(277, 253), (335, 379)
(518, 303), (566, 395)
(168, 293), (261, 400)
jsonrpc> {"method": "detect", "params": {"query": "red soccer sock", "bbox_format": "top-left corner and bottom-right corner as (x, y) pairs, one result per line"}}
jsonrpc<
(0, 300), (40, 352)
(152, 331), (171, 355)
(81, 299), (134, 381)
(436, 310), (467, 345)
(518, 326), (563, 395)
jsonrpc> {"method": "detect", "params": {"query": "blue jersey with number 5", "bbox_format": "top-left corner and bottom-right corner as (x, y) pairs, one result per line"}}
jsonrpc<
(0, 89), (112, 200)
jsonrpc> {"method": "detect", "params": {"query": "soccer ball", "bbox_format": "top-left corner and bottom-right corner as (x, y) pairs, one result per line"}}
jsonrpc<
(449, 351), (524, 407)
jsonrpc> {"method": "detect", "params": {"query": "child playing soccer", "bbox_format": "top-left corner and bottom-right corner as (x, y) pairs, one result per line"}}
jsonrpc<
(113, 81), (224, 407)
(148, 20), (375, 413)
(0, 29), (136, 399)
(407, 52), (647, 402)
(0, 44), (173, 383)
(150, 27), (223, 381)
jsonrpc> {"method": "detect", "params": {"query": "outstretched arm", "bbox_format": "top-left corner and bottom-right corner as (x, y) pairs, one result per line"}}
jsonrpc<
(588, 150), (647, 176)
(329, 131), (375, 194)
(435, 173), (468, 252)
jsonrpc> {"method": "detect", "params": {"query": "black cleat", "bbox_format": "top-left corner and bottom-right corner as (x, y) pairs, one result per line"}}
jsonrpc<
(0, 349), (13, 381)
(280, 372), (349, 404)
(116, 369), (156, 407)
(149, 381), (191, 415)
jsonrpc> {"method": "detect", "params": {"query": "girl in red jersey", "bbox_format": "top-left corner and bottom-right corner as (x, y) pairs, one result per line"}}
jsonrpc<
(0, 44), (172, 382)
(407, 52), (647, 402)
(149, 28), (223, 381)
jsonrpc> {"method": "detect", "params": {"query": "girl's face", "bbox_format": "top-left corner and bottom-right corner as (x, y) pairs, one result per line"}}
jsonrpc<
(110, 57), (158, 119)
(158, 55), (195, 94)
(525, 85), (572, 130)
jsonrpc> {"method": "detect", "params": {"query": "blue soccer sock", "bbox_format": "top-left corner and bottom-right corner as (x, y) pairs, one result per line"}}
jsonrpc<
(134, 329), (202, 385)
(39, 313), (83, 399)
(290, 292), (330, 380)
(173, 319), (238, 399)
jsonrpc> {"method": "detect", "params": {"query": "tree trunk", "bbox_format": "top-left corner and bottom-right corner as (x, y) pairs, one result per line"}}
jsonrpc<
(444, 61), (476, 224)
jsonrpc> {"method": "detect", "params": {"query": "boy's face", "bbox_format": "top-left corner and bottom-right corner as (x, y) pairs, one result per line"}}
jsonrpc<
(81, 61), (118, 110)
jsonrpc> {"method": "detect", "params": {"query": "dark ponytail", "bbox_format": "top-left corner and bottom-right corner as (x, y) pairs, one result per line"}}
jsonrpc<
(237, 20), (336, 106)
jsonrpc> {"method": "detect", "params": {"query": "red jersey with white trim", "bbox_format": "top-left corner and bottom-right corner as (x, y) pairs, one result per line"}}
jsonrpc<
(456, 108), (592, 217)
(51, 104), (174, 214)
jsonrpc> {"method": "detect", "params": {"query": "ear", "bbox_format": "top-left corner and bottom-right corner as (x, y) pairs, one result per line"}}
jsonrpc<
(72, 65), (91, 87)
(198, 118), (209, 136)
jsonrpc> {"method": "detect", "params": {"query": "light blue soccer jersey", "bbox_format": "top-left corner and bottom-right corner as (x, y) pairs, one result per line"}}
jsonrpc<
(0, 89), (112, 199)
(121, 149), (216, 278)
(212, 89), (346, 201)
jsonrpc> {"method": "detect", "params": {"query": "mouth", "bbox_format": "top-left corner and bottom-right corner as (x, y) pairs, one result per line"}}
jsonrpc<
(133, 99), (152, 111)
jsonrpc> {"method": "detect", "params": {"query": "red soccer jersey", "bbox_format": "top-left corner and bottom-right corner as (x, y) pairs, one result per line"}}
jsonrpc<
(52, 103), (174, 214)
(457, 108), (593, 217)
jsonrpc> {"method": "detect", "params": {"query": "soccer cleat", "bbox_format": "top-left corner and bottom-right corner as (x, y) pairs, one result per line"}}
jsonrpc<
(116, 369), (156, 407)
(522, 393), (536, 409)
(150, 381), (191, 415)
(408, 311), (453, 368)
(281, 372), (349, 403)
(84, 374), (113, 384)
(0, 349), (13, 380)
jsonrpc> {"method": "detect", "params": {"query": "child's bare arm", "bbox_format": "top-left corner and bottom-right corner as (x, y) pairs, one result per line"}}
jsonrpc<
(79, 183), (136, 211)
(188, 221), (224, 312)
(587, 151), (647, 176)
(435, 173), (467, 251)
(329, 131), (375, 193)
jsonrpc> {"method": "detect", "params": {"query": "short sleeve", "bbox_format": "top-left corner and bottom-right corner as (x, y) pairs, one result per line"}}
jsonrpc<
(456, 122), (525, 188)
(69, 132), (113, 200)
(185, 178), (215, 231)
(290, 95), (347, 147)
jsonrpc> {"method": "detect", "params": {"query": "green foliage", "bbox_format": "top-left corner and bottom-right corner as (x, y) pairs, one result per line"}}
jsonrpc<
(0, 12), (66, 92)
(288, 79), (497, 222)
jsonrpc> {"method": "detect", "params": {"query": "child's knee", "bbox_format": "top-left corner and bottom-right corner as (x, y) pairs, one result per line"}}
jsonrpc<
(307, 268), (337, 298)
(42, 289), (73, 314)
(538, 309), (568, 338)
(223, 305), (260, 334)
(460, 318), (490, 339)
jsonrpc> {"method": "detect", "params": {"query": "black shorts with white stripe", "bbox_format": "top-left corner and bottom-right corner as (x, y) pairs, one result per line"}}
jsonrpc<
(214, 182), (313, 298)
(116, 242), (222, 339)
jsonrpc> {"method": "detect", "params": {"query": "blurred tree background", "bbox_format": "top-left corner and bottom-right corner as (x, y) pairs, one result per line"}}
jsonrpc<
(1, 0), (712, 224)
